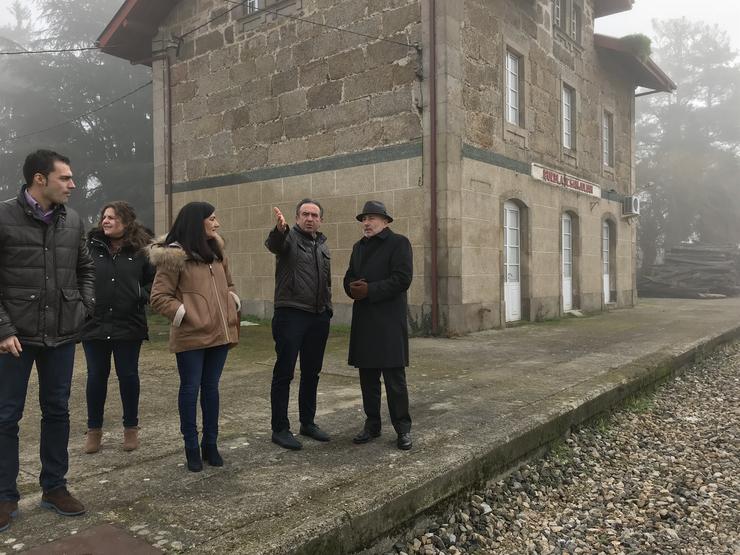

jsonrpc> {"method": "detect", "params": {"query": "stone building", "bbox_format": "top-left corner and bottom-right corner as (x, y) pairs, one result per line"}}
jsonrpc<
(99, 0), (674, 334)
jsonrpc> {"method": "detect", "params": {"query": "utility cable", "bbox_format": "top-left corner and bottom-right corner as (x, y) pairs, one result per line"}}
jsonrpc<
(0, 45), (103, 55)
(0, 80), (152, 144)
(185, 0), (418, 50)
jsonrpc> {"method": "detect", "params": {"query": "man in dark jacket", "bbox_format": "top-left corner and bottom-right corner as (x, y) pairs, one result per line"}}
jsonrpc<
(344, 200), (413, 450)
(265, 198), (332, 450)
(0, 150), (95, 532)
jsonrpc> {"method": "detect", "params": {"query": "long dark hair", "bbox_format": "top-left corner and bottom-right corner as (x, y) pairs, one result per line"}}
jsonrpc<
(96, 201), (152, 251)
(165, 202), (222, 263)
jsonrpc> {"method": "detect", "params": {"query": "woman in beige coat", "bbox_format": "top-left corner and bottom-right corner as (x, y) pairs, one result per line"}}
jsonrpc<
(149, 202), (240, 472)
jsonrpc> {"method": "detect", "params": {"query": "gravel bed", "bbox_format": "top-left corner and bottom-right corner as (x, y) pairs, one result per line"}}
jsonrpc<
(384, 343), (740, 555)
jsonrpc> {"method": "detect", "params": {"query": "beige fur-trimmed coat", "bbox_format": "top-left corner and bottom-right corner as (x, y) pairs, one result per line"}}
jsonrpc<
(148, 236), (240, 353)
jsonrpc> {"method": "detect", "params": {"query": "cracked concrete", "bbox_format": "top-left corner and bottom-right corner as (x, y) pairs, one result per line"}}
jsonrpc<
(4, 297), (740, 554)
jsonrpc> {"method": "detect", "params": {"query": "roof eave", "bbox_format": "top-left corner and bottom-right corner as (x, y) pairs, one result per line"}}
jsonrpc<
(97, 0), (179, 65)
(594, 34), (676, 94)
(594, 0), (634, 18)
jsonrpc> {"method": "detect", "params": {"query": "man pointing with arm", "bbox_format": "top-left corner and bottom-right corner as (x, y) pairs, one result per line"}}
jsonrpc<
(265, 199), (332, 450)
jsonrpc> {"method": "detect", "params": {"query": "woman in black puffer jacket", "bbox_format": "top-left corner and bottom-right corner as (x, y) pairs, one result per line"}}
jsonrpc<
(81, 201), (154, 454)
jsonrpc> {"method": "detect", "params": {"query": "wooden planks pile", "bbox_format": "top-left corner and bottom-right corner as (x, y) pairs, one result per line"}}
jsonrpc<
(638, 244), (740, 298)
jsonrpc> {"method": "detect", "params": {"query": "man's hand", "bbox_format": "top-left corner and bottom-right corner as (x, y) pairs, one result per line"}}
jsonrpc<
(273, 206), (288, 232)
(0, 336), (22, 357)
(349, 279), (368, 300)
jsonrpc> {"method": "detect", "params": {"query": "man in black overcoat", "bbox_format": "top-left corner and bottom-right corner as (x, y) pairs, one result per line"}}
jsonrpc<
(344, 200), (413, 450)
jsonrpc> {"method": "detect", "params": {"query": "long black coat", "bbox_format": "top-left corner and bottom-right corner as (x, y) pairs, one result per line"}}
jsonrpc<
(81, 229), (155, 341)
(343, 228), (412, 368)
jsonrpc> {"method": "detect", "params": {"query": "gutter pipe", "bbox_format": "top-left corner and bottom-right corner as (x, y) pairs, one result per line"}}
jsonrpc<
(429, 0), (439, 335)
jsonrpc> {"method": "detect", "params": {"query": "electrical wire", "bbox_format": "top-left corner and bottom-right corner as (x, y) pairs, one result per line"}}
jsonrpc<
(0, 80), (152, 144)
(219, 0), (418, 49)
(0, 45), (103, 55)
(1, 0), (420, 141)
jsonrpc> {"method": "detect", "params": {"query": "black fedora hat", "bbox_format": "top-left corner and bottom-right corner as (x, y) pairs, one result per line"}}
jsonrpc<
(356, 200), (393, 223)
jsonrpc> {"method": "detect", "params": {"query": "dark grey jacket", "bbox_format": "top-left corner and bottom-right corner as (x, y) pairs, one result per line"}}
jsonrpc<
(0, 187), (95, 347)
(265, 224), (332, 315)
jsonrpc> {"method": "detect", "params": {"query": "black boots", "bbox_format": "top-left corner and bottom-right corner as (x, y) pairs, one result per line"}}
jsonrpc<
(185, 447), (203, 472)
(201, 444), (224, 466)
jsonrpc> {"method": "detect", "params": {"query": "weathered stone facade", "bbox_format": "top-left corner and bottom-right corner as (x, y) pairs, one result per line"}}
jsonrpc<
(142, 0), (660, 333)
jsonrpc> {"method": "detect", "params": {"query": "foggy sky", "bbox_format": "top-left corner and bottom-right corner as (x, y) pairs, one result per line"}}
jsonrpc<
(594, 0), (740, 52)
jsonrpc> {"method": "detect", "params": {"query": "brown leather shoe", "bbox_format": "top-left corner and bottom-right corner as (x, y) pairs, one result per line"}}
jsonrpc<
(123, 427), (139, 451)
(84, 428), (102, 454)
(40, 488), (85, 516)
(0, 500), (18, 532)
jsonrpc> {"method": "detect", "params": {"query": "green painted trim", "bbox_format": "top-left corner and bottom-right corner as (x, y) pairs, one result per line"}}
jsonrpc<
(461, 143), (626, 203)
(173, 140), (423, 193)
(462, 143), (531, 175)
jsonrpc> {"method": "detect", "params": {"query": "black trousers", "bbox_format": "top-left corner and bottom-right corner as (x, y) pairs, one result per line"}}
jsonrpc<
(359, 367), (411, 435)
(271, 308), (330, 433)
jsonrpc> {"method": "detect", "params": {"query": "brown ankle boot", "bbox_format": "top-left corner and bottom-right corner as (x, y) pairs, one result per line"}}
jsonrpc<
(84, 429), (102, 454)
(123, 427), (139, 451)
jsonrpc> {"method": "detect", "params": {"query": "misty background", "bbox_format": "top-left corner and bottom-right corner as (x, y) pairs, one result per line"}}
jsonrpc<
(0, 0), (739, 271)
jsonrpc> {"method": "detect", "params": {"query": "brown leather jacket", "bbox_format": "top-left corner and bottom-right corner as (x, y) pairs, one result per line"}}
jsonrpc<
(148, 236), (240, 353)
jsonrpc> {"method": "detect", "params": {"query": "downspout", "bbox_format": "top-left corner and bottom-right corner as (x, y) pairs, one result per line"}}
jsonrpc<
(165, 49), (174, 229)
(428, 0), (439, 335)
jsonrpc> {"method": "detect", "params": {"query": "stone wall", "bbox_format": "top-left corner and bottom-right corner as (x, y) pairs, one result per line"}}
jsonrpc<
(460, 157), (635, 329)
(151, 0), (428, 324)
(446, 0), (638, 329)
(170, 155), (428, 324)
(149, 0), (640, 333)
(158, 0), (422, 186)
(461, 0), (635, 193)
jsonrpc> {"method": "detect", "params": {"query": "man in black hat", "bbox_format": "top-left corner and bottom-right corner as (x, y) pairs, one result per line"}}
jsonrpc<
(343, 200), (413, 450)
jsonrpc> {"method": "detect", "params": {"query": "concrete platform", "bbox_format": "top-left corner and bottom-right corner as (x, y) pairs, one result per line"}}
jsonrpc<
(6, 297), (740, 554)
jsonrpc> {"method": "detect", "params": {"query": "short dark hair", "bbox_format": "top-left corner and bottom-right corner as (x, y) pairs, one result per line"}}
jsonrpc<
(295, 198), (323, 218)
(23, 150), (70, 186)
(165, 201), (222, 263)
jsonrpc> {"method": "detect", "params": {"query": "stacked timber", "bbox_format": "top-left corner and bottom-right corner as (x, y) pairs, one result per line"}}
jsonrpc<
(638, 244), (740, 298)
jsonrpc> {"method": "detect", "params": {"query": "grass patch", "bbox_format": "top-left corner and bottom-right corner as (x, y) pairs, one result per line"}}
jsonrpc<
(623, 392), (654, 413)
(547, 438), (572, 465)
(144, 311), (351, 368)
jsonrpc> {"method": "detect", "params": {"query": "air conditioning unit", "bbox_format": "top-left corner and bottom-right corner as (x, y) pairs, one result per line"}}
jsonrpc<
(623, 195), (640, 216)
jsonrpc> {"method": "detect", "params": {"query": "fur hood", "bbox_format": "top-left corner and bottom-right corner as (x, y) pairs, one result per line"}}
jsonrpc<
(147, 233), (226, 272)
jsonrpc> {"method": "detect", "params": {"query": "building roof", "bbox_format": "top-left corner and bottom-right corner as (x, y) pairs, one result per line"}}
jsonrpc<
(594, 34), (676, 93)
(594, 0), (634, 18)
(97, 0), (180, 65)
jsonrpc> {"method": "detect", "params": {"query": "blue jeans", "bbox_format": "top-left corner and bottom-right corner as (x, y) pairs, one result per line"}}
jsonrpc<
(175, 345), (229, 450)
(83, 340), (142, 429)
(0, 342), (76, 501)
(270, 308), (330, 432)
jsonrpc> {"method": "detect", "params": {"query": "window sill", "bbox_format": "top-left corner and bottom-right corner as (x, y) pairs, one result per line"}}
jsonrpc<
(562, 148), (577, 167)
(504, 123), (528, 148)
(553, 28), (583, 53)
(239, 0), (301, 30)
